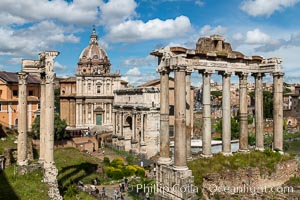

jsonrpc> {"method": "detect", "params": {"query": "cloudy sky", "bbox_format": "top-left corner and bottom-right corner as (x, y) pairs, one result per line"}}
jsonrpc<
(0, 0), (300, 86)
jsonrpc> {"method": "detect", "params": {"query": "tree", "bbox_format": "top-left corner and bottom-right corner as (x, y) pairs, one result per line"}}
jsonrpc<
(249, 91), (273, 119)
(30, 113), (67, 140)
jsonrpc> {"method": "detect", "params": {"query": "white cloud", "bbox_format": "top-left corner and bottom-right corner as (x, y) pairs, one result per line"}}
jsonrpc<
(0, 0), (101, 25)
(122, 55), (156, 68)
(105, 16), (192, 42)
(195, 0), (205, 7)
(232, 33), (244, 41)
(99, 0), (137, 27)
(200, 25), (227, 36)
(241, 0), (300, 17)
(122, 67), (159, 85)
(245, 28), (274, 44)
(0, 21), (80, 56)
(54, 61), (68, 71)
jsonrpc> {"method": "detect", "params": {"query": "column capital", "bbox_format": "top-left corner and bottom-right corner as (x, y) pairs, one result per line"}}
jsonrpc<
(18, 72), (28, 85)
(40, 72), (46, 84)
(252, 72), (265, 78)
(198, 69), (214, 75)
(173, 65), (187, 72)
(218, 71), (232, 77)
(157, 67), (170, 74)
(273, 72), (284, 77)
(236, 72), (248, 78)
(45, 72), (56, 84)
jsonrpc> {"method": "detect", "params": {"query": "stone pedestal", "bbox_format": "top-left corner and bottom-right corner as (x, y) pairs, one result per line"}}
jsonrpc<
(155, 165), (197, 200)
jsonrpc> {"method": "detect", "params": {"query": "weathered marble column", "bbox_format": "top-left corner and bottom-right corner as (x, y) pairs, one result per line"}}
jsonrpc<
(17, 72), (28, 166)
(174, 65), (188, 169)
(43, 51), (59, 183)
(132, 111), (136, 140)
(273, 72), (284, 152)
(39, 73), (46, 164)
(220, 72), (232, 155)
(254, 73), (264, 151)
(158, 69), (172, 164)
(113, 111), (117, 134)
(141, 113), (145, 143)
(186, 70), (192, 160)
(201, 71), (212, 157)
(238, 73), (249, 151)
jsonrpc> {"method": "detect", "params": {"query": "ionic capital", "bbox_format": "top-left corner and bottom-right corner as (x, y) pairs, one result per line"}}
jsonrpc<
(199, 69), (214, 76)
(40, 72), (46, 84)
(45, 72), (56, 84)
(157, 67), (170, 75)
(252, 72), (265, 79)
(236, 72), (248, 79)
(18, 72), (28, 85)
(173, 65), (187, 72)
(218, 71), (232, 78)
(273, 72), (284, 78)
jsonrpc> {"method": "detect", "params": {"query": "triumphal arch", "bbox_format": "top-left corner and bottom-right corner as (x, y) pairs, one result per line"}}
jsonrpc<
(151, 35), (283, 200)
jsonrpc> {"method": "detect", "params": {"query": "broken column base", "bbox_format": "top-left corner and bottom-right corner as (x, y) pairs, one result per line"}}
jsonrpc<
(155, 164), (197, 200)
(17, 160), (28, 175)
(43, 162), (58, 184)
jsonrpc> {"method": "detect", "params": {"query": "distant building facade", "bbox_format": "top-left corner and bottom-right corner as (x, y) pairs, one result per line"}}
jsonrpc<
(113, 87), (160, 158)
(60, 29), (127, 132)
(0, 71), (40, 131)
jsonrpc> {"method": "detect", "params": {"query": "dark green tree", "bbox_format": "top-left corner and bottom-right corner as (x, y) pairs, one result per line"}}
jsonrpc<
(30, 113), (67, 140)
(54, 87), (60, 113)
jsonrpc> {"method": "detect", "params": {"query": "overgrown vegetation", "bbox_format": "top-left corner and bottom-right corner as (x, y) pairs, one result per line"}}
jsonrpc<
(0, 134), (17, 154)
(104, 157), (145, 180)
(0, 166), (49, 200)
(29, 114), (67, 140)
(188, 150), (295, 191)
(106, 146), (138, 165)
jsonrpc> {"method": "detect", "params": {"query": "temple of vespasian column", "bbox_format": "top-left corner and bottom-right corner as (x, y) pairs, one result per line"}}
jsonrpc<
(151, 35), (284, 200)
(17, 51), (60, 186)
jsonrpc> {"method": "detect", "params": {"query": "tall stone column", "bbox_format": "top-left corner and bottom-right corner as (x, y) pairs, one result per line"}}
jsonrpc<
(220, 72), (232, 155)
(201, 71), (212, 157)
(273, 72), (284, 152)
(39, 73), (46, 164)
(158, 69), (172, 164)
(174, 65), (188, 169)
(141, 113), (145, 143)
(113, 111), (117, 134)
(132, 112), (136, 140)
(17, 72), (28, 166)
(254, 73), (264, 151)
(43, 51), (59, 183)
(238, 73), (249, 151)
(120, 111), (124, 136)
(186, 70), (192, 160)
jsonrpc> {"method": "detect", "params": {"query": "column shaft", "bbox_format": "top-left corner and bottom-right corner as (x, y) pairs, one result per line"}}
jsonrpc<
(238, 73), (249, 151)
(158, 70), (171, 164)
(221, 72), (231, 154)
(39, 74), (46, 163)
(174, 66), (187, 169)
(17, 73), (28, 166)
(202, 72), (212, 156)
(254, 73), (264, 150)
(186, 71), (192, 160)
(141, 113), (145, 143)
(120, 112), (124, 136)
(273, 72), (284, 151)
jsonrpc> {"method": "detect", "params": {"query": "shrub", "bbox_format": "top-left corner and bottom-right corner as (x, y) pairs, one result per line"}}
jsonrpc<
(103, 157), (110, 166)
(124, 165), (137, 177)
(111, 158), (124, 168)
(133, 165), (145, 177)
(111, 168), (124, 180)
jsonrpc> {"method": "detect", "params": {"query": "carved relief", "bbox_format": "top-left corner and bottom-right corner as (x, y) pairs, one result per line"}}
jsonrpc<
(18, 73), (28, 85)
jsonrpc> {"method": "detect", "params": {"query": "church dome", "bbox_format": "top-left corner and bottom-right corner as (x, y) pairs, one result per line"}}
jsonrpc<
(77, 28), (111, 75)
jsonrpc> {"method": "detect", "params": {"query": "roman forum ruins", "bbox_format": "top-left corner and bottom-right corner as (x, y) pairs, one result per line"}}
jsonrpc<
(17, 51), (60, 185)
(152, 35), (284, 200)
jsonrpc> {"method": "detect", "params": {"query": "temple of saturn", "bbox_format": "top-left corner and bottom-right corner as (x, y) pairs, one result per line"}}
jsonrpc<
(17, 51), (60, 186)
(151, 35), (284, 200)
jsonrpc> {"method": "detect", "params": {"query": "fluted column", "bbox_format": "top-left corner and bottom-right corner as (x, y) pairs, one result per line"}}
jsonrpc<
(273, 72), (284, 152)
(186, 70), (192, 160)
(220, 72), (232, 155)
(39, 73), (46, 163)
(254, 73), (264, 151)
(238, 73), (249, 151)
(17, 72), (28, 166)
(158, 69), (172, 164)
(174, 65), (187, 169)
(201, 71), (212, 157)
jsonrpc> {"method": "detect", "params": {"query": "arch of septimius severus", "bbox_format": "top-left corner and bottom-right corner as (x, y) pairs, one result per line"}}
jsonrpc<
(17, 51), (62, 199)
(151, 35), (284, 200)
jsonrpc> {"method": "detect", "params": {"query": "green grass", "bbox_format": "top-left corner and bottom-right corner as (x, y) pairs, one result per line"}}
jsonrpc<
(0, 134), (17, 154)
(286, 141), (300, 154)
(188, 150), (295, 189)
(0, 165), (49, 200)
